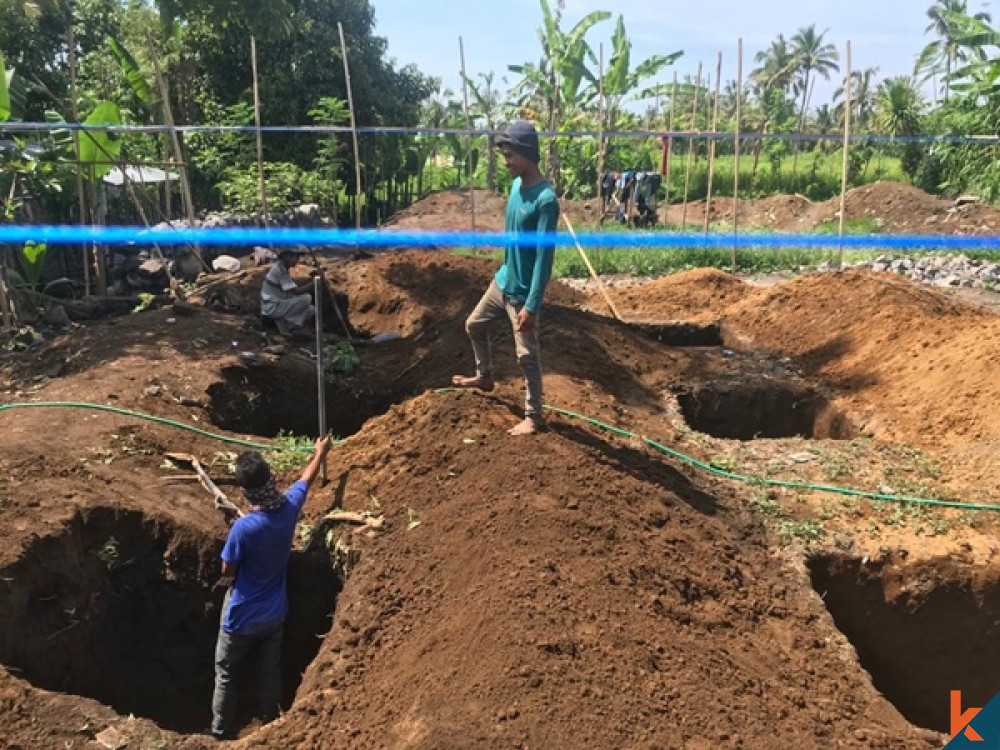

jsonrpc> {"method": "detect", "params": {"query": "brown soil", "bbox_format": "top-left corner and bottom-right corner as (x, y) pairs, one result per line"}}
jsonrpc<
(667, 180), (1000, 234)
(3, 182), (1000, 749)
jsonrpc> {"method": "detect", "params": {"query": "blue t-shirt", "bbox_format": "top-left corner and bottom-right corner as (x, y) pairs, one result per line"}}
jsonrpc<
(221, 480), (308, 634)
(494, 176), (560, 314)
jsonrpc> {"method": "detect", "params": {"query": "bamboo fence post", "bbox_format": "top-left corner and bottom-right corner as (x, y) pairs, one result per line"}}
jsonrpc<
(68, 21), (91, 297)
(703, 52), (722, 235)
(250, 36), (270, 227)
(459, 36), (476, 232)
(732, 39), (743, 273)
(597, 44), (605, 207)
(563, 215), (622, 321)
(680, 63), (702, 230)
(837, 41), (853, 269)
(338, 22), (363, 230)
(661, 72), (677, 225)
(148, 35), (208, 272)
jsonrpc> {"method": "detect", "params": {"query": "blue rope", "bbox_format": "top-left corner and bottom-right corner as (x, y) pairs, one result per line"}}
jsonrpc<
(1, 225), (1000, 251)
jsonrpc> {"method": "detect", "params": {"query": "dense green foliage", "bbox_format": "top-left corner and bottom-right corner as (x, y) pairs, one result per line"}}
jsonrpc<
(3, 0), (1000, 229)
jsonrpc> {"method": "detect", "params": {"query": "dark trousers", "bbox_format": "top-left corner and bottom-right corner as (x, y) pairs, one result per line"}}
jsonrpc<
(210, 611), (284, 737)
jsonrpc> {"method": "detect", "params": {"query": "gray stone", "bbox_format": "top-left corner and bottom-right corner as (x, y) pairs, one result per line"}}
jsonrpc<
(212, 255), (242, 273)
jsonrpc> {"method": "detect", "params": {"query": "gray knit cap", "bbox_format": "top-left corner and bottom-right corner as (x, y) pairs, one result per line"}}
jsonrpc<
(496, 121), (541, 164)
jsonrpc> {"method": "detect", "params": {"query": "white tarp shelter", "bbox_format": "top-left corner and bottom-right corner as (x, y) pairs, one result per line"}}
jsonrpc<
(102, 165), (178, 186)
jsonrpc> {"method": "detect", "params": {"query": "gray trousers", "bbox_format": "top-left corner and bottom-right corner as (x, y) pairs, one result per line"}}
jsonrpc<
(465, 280), (543, 420)
(211, 603), (284, 737)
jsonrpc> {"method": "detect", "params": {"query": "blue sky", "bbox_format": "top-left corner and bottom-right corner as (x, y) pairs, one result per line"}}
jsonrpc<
(370, 0), (991, 107)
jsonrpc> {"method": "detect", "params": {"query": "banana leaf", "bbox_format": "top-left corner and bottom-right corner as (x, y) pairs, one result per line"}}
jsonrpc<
(79, 101), (123, 181)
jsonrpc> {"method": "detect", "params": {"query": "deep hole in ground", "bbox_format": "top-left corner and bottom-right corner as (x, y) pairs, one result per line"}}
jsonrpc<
(809, 553), (1000, 733)
(207, 361), (392, 439)
(677, 378), (856, 440)
(0, 507), (339, 735)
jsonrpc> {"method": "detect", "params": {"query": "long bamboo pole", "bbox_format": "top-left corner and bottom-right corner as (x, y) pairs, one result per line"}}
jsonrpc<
(313, 275), (327, 483)
(338, 22), (363, 230)
(148, 35), (208, 272)
(459, 36), (476, 232)
(680, 63), (702, 230)
(837, 41), (853, 269)
(661, 72), (677, 225)
(250, 36), (270, 227)
(703, 52), (723, 235)
(732, 39), (743, 273)
(563, 215), (621, 321)
(68, 21), (91, 297)
(597, 44), (605, 207)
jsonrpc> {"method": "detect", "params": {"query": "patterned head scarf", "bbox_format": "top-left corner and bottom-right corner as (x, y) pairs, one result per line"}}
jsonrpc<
(243, 476), (286, 512)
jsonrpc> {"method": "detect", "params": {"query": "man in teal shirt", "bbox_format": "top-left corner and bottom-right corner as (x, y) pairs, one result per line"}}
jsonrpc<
(452, 121), (560, 435)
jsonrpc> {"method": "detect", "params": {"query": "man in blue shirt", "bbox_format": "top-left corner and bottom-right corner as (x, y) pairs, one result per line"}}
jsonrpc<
(452, 121), (560, 435)
(210, 436), (331, 739)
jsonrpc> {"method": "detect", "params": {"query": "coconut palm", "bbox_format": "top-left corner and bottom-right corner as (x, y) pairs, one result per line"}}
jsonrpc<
(833, 67), (879, 130)
(750, 35), (796, 94)
(916, 0), (992, 100)
(873, 76), (925, 136)
(790, 25), (840, 132)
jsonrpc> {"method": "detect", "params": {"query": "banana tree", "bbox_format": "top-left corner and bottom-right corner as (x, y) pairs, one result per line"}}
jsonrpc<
(508, 0), (610, 189)
(597, 15), (682, 174)
(464, 72), (506, 191)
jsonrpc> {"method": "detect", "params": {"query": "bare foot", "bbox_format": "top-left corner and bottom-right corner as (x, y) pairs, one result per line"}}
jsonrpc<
(451, 374), (495, 392)
(508, 417), (542, 436)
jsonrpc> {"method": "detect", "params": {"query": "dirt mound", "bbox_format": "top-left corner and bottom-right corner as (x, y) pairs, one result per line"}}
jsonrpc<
(671, 181), (1000, 234)
(606, 268), (752, 325)
(268, 391), (926, 750)
(652, 268), (1000, 445)
(384, 188), (604, 232)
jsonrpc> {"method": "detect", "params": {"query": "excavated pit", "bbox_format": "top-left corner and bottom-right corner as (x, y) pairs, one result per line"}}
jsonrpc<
(0, 508), (339, 734)
(207, 361), (392, 439)
(677, 378), (857, 440)
(809, 553), (1000, 733)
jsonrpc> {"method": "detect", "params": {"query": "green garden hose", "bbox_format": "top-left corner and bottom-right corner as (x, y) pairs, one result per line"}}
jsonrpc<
(2, 398), (997, 512)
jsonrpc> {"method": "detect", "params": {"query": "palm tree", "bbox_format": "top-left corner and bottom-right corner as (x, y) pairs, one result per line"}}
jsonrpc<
(916, 0), (992, 101)
(873, 76), (925, 178)
(833, 67), (879, 130)
(751, 35), (796, 94)
(789, 25), (839, 172)
(873, 76), (925, 136)
(790, 25), (840, 132)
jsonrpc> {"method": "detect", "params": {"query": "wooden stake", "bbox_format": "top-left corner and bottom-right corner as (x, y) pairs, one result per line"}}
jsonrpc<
(562, 215), (622, 321)
(250, 36), (270, 226)
(338, 22), (363, 230)
(0, 269), (14, 331)
(314, 276), (328, 484)
(732, 39), (743, 273)
(680, 63), (702, 230)
(703, 53), (722, 235)
(459, 36), (476, 232)
(597, 44), (605, 203)
(68, 22), (91, 297)
(837, 41), (853, 270)
(661, 72), (677, 225)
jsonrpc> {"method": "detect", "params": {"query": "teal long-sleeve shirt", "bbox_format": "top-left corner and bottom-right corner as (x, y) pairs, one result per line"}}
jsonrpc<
(494, 176), (560, 314)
